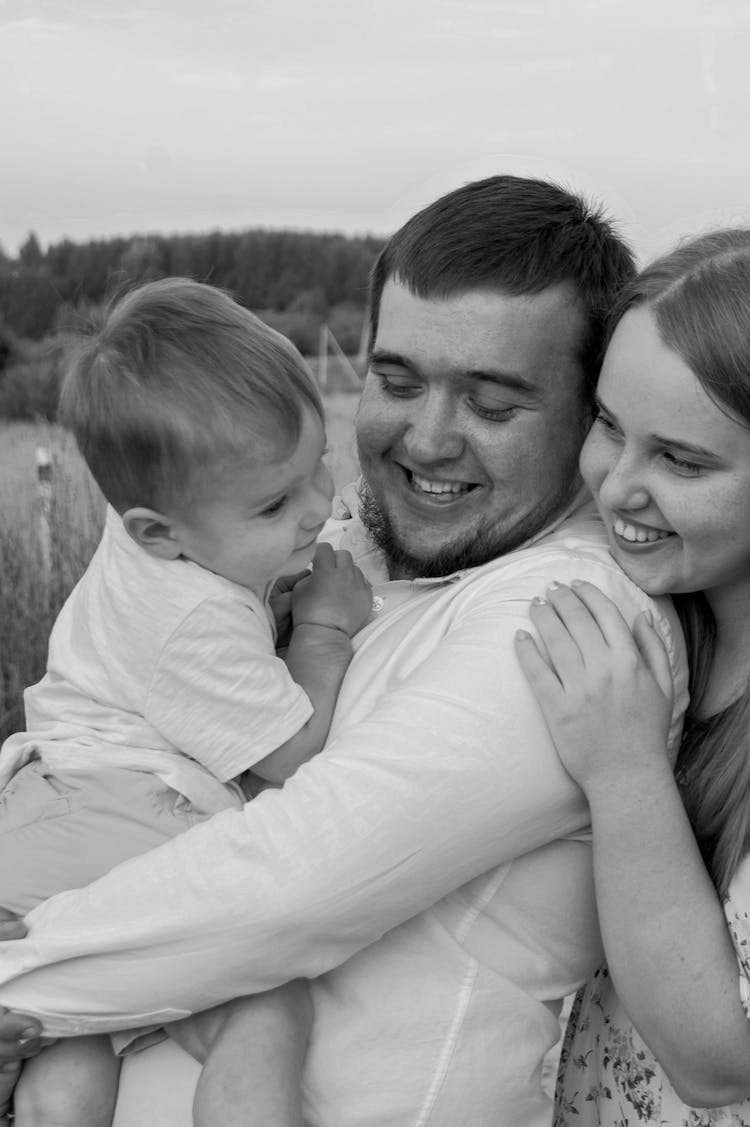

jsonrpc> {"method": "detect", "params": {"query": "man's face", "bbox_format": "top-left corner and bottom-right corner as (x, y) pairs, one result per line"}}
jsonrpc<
(356, 279), (591, 579)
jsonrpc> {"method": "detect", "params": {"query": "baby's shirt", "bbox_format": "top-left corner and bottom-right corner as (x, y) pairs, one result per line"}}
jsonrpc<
(0, 507), (313, 812)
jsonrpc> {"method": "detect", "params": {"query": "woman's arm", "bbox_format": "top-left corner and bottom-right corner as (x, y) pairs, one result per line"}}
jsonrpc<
(515, 580), (750, 1106)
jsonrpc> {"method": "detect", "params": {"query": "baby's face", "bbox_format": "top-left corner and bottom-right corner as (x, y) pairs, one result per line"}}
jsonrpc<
(171, 407), (333, 595)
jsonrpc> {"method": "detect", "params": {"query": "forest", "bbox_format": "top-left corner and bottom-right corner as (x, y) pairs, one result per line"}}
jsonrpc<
(0, 226), (385, 419)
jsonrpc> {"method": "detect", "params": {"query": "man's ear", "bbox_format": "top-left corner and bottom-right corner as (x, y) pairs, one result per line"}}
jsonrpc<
(122, 507), (182, 560)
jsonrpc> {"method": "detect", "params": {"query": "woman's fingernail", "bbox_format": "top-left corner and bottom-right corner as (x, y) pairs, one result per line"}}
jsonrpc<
(547, 580), (562, 591)
(570, 578), (584, 587)
(531, 596), (546, 606)
(516, 629), (531, 640)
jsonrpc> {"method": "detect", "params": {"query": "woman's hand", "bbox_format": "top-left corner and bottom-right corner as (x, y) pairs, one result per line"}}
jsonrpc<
(514, 580), (674, 794)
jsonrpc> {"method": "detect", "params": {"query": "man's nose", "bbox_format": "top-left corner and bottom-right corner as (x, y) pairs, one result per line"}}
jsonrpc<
(597, 450), (650, 511)
(402, 394), (464, 462)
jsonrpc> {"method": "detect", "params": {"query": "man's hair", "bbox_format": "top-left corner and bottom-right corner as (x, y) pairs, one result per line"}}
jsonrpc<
(368, 174), (636, 393)
(60, 277), (323, 514)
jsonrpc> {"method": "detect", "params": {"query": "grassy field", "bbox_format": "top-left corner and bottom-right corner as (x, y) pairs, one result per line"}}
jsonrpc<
(0, 389), (361, 742)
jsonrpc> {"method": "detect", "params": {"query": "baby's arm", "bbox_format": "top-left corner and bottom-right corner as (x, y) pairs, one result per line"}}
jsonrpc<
(252, 544), (371, 784)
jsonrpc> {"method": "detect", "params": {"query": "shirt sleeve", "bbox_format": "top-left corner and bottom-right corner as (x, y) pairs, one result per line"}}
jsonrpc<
(724, 855), (750, 1021)
(0, 554), (687, 1034)
(147, 597), (313, 780)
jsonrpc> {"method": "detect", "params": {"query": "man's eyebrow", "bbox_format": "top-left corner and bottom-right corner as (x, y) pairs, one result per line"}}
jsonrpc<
(467, 369), (538, 395)
(595, 395), (721, 461)
(369, 349), (414, 369)
(370, 350), (537, 394)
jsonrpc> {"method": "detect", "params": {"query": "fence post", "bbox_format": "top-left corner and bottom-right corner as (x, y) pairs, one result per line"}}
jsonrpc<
(36, 446), (53, 589)
(325, 326), (363, 389)
(317, 323), (328, 390)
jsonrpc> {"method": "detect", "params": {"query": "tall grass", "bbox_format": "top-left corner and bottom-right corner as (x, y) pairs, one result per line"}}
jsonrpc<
(0, 390), (360, 744)
(0, 427), (105, 741)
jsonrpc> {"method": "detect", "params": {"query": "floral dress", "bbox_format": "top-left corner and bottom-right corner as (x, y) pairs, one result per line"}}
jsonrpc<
(554, 856), (750, 1127)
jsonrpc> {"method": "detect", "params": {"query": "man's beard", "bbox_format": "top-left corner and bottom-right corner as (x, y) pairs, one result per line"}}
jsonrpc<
(358, 476), (581, 580)
(360, 475), (581, 581)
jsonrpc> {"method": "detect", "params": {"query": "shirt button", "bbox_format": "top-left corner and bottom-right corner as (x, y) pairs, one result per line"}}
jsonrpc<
(371, 595), (385, 613)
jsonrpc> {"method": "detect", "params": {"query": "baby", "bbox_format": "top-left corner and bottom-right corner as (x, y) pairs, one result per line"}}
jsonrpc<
(0, 277), (372, 1127)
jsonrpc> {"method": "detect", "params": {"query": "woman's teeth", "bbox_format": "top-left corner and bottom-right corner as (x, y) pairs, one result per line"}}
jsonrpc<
(614, 517), (671, 544)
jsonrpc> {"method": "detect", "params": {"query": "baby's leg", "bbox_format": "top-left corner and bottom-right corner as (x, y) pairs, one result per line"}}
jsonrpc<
(13, 1036), (121, 1127)
(169, 980), (312, 1127)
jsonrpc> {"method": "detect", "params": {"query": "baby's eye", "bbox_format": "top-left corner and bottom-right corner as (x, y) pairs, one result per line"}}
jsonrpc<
(260, 496), (287, 516)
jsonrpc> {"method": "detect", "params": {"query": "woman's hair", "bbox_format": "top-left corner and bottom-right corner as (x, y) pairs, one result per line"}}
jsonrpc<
(60, 277), (323, 515)
(608, 229), (750, 897)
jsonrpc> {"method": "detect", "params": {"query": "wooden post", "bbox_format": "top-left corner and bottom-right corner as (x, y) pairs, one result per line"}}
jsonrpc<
(317, 323), (328, 390)
(36, 446), (53, 587)
(327, 326), (363, 389)
(357, 307), (370, 369)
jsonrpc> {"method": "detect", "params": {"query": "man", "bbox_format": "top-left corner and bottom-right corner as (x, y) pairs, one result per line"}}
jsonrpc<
(0, 175), (689, 1127)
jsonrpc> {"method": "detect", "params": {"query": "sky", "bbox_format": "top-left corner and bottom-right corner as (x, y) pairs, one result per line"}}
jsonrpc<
(3, 0), (750, 265)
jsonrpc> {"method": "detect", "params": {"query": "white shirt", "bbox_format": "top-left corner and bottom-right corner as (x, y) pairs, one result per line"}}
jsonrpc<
(0, 507), (313, 814)
(0, 493), (690, 1127)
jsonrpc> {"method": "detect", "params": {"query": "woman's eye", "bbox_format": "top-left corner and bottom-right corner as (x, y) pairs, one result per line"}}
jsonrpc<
(662, 451), (704, 476)
(593, 408), (619, 434)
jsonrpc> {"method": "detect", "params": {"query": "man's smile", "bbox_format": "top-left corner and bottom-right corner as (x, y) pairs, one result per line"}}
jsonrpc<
(409, 470), (476, 498)
(401, 465), (479, 504)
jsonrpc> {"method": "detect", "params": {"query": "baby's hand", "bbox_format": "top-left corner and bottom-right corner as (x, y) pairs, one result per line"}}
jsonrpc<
(291, 544), (372, 638)
(0, 1004), (45, 1127)
(514, 580), (674, 795)
(269, 570), (310, 649)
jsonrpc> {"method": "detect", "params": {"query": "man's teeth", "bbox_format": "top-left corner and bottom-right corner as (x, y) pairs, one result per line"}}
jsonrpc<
(614, 517), (671, 544)
(411, 472), (471, 495)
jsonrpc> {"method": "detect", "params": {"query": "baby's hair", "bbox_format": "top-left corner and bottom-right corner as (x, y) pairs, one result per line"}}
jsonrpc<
(60, 277), (323, 514)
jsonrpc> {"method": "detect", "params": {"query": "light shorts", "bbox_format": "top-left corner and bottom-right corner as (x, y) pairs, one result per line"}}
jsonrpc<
(0, 758), (210, 917)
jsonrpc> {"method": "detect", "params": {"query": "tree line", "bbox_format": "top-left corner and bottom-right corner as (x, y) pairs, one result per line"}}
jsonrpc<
(0, 227), (386, 420)
(0, 227), (386, 343)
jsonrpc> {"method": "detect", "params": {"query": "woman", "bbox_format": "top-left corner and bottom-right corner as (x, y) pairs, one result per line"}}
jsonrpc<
(515, 228), (750, 1124)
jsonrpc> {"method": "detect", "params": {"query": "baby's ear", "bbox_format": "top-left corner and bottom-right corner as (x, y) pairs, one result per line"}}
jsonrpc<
(122, 507), (181, 560)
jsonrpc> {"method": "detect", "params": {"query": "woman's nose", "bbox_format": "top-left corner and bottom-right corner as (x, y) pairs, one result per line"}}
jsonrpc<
(597, 451), (650, 511)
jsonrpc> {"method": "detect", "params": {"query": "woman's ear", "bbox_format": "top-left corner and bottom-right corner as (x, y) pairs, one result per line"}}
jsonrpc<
(122, 507), (182, 560)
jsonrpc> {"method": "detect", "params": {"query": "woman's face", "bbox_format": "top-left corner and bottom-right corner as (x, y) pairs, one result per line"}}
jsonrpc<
(581, 305), (750, 599)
